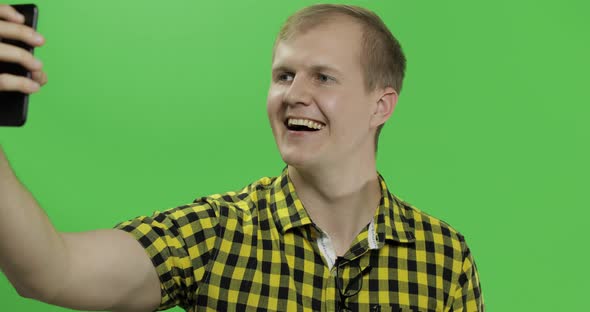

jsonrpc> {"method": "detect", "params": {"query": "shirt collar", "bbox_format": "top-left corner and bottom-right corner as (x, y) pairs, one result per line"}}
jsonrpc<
(269, 166), (314, 233)
(374, 172), (416, 244)
(270, 166), (415, 244)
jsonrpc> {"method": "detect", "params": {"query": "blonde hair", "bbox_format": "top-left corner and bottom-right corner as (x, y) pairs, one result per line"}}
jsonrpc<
(273, 4), (407, 152)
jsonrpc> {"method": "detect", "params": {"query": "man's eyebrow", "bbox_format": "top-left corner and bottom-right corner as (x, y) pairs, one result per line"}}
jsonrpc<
(271, 64), (343, 76)
(311, 65), (343, 76)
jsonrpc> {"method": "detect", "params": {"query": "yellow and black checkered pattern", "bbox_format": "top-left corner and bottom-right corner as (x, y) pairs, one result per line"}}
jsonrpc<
(114, 167), (483, 311)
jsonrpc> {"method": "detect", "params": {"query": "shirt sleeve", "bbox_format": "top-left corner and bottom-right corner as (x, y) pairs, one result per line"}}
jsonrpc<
(113, 202), (219, 311)
(449, 236), (485, 311)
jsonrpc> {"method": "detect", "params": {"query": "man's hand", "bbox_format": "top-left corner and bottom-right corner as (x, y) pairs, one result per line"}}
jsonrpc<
(0, 4), (47, 93)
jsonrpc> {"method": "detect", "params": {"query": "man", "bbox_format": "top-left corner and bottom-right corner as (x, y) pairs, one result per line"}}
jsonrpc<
(0, 3), (483, 311)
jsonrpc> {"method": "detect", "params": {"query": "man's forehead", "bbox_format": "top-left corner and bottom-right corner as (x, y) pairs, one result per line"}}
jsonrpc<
(272, 42), (342, 71)
(271, 33), (361, 75)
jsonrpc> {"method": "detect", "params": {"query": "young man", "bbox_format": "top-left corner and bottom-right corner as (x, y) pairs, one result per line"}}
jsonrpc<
(0, 4), (483, 311)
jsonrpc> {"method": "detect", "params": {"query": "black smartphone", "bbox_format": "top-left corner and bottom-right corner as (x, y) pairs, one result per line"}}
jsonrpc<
(0, 4), (39, 127)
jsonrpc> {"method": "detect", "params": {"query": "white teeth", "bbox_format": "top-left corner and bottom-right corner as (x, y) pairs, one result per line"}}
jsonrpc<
(287, 118), (325, 130)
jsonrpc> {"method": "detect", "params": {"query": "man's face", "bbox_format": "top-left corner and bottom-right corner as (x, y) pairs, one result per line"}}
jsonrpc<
(267, 16), (382, 169)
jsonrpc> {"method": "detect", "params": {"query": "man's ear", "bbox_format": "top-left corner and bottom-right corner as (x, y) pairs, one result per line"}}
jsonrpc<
(370, 87), (398, 128)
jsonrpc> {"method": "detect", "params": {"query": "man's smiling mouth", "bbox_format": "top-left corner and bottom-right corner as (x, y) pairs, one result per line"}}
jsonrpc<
(284, 118), (325, 131)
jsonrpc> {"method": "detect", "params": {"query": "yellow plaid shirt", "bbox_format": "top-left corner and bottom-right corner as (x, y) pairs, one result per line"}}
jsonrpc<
(114, 167), (483, 311)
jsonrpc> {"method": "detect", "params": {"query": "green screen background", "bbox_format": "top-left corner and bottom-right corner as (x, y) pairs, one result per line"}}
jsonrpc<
(1, 0), (588, 311)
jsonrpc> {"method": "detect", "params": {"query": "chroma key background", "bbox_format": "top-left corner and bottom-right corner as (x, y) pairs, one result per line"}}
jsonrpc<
(1, 0), (588, 311)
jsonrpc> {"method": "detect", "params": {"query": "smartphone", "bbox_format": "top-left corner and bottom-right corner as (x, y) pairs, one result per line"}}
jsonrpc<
(0, 4), (39, 127)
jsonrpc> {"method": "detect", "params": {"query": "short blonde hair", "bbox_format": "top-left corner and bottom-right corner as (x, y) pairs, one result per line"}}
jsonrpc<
(273, 4), (407, 152)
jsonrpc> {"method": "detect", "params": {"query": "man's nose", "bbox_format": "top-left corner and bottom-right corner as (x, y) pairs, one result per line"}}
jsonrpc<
(284, 75), (313, 106)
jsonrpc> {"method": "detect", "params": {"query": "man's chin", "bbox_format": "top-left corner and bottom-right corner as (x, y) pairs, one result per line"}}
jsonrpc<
(281, 151), (314, 168)
(280, 152), (325, 173)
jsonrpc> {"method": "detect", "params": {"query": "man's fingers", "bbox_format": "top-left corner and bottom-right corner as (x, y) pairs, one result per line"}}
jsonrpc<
(0, 4), (25, 24)
(0, 73), (40, 93)
(0, 19), (45, 47)
(31, 70), (47, 86)
(0, 41), (43, 72)
(0, 4), (47, 95)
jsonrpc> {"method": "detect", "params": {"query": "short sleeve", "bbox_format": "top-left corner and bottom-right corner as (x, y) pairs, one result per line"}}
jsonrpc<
(113, 202), (219, 311)
(449, 236), (485, 311)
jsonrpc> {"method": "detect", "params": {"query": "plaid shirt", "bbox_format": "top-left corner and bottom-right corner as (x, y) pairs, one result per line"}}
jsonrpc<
(114, 167), (484, 311)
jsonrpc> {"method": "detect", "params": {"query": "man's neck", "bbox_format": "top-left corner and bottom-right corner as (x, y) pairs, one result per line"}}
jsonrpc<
(287, 161), (382, 256)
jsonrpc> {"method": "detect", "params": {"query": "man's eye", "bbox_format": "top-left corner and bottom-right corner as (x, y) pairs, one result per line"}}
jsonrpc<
(278, 73), (294, 81)
(316, 74), (332, 83)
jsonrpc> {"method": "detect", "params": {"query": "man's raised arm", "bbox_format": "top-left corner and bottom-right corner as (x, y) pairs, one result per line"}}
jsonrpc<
(0, 144), (161, 311)
(0, 5), (161, 310)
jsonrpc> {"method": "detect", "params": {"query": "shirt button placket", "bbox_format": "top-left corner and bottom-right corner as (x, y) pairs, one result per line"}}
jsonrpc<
(323, 267), (338, 312)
